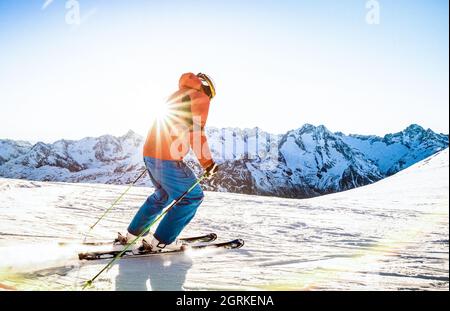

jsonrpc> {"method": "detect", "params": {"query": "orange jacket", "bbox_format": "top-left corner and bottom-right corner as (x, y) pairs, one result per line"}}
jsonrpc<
(143, 73), (214, 169)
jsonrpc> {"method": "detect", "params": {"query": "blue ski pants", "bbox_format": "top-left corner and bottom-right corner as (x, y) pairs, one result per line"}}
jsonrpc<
(127, 157), (204, 244)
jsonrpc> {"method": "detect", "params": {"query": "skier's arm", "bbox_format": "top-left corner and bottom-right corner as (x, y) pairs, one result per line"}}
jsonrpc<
(189, 95), (214, 169)
(190, 127), (214, 169)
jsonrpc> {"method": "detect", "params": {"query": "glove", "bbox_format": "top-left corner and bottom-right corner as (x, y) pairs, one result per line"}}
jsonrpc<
(205, 162), (219, 179)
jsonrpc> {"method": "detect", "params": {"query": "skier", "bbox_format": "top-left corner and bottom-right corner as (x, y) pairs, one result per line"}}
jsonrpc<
(117, 72), (219, 252)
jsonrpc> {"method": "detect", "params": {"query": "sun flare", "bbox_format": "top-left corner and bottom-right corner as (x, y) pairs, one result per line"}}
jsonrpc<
(154, 102), (170, 122)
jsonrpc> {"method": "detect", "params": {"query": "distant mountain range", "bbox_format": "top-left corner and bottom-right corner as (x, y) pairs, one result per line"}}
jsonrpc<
(0, 124), (448, 198)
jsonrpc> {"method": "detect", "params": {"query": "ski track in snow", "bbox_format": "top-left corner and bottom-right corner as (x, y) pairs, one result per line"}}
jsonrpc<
(0, 149), (448, 291)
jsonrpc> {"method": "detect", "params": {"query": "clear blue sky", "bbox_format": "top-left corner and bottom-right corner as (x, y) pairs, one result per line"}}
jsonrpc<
(0, 0), (448, 142)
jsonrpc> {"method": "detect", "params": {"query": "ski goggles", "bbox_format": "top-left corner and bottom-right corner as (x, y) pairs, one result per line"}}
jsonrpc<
(197, 73), (216, 99)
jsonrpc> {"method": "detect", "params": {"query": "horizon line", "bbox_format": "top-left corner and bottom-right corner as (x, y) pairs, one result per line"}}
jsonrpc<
(1, 123), (448, 145)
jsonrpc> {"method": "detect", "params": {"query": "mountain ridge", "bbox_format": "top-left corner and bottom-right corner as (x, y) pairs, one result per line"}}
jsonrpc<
(0, 124), (448, 198)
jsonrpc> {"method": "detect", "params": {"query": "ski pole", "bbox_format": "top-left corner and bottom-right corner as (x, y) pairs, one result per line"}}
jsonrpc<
(82, 171), (209, 289)
(87, 169), (147, 232)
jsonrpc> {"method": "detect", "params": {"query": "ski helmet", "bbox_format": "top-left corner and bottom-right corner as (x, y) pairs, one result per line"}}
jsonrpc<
(197, 73), (216, 99)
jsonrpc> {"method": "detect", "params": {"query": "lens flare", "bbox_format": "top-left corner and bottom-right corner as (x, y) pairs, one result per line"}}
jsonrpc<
(154, 103), (169, 122)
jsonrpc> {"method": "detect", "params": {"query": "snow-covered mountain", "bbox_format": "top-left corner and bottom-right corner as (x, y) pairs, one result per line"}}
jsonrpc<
(0, 124), (448, 198)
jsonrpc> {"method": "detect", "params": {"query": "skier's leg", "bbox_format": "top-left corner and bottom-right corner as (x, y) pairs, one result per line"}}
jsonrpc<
(153, 161), (204, 245)
(127, 159), (169, 236)
(154, 186), (203, 244)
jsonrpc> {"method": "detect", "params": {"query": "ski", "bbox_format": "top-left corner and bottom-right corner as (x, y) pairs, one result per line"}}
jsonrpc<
(60, 233), (217, 247)
(78, 238), (244, 261)
(178, 233), (218, 244)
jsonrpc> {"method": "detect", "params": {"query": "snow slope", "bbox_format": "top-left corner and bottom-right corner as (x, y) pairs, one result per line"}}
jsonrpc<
(0, 148), (448, 290)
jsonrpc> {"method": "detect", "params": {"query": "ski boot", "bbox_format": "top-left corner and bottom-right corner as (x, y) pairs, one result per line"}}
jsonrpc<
(139, 236), (189, 253)
(113, 232), (148, 252)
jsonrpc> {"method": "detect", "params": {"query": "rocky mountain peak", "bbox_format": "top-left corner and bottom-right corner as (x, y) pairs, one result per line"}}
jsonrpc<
(0, 124), (448, 199)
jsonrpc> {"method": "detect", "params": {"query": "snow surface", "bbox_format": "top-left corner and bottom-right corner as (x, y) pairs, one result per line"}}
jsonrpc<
(0, 149), (448, 290)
